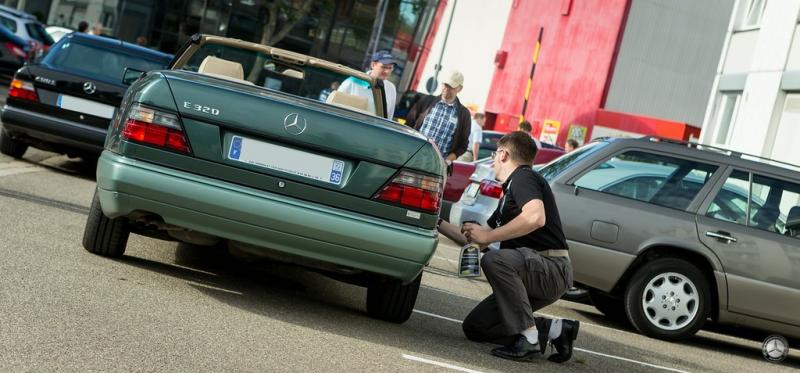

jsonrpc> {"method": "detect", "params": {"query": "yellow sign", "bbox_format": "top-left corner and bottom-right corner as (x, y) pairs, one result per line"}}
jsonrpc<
(540, 119), (561, 144)
(568, 124), (588, 145)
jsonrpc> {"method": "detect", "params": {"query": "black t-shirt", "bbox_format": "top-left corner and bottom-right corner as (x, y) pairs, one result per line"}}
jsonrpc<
(487, 165), (569, 251)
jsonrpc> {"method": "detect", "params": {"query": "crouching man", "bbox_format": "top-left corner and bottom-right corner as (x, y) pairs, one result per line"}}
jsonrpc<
(440, 131), (579, 363)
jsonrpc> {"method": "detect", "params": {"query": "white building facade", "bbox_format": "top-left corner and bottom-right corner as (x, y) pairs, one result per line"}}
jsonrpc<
(416, 0), (511, 112)
(702, 0), (800, 166)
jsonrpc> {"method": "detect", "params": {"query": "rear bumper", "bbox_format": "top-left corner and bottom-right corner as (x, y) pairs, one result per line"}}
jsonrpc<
(449, 199), (494, 226)
(1, 104), (106, 152)
(96, 151), (438, 283)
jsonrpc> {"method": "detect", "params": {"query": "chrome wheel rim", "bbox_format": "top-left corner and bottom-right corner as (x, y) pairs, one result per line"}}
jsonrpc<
(641, 272), (699, 331)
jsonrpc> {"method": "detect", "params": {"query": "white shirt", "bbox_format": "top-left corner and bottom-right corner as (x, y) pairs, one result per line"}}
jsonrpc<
(468, 120), (483, 148)
(337, 75), (396, 119)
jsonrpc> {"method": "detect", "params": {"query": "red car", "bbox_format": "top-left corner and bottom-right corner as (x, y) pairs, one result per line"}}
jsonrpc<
(441, 131), (566, 217)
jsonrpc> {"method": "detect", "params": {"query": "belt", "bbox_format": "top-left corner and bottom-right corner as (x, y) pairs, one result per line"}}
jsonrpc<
(538, 249), (570, 258)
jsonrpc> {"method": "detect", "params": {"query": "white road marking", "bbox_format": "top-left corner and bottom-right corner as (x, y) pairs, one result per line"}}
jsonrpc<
(401, 354), (485, 373)
(573, 348), (691, 373)
(413, 309), (464, 324)
(412, 308), (691, 373)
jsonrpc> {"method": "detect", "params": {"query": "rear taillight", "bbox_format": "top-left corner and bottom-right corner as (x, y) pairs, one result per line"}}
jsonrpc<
(5, 42), (26, 59)
(121, 104), (190, 154)
(375, 170), (442, 213)
(8, 78), (38, 102)
(479, 179), (503, 198)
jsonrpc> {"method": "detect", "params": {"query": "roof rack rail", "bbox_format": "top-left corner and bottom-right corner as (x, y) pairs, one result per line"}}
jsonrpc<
(642, 136), (800, 172)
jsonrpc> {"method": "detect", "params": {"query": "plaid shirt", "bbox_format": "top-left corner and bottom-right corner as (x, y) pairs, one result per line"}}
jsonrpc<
(419, 100), (458, 156)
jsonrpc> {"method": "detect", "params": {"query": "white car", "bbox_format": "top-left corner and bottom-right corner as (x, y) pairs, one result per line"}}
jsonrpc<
(45, 25), (73, 42)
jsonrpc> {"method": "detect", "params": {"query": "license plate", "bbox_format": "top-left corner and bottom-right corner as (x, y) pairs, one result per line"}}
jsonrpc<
(57, 94), (115, 119)
(465, 183), (480, 198)
(227, 135), (345, 185)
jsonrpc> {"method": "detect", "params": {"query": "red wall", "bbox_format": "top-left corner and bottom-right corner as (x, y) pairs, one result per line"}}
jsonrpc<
(485, 0), (629, 145)
(595, 109), (701, 140)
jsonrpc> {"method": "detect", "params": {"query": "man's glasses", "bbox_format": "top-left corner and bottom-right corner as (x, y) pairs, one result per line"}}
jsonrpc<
(491, 149), (505, 159)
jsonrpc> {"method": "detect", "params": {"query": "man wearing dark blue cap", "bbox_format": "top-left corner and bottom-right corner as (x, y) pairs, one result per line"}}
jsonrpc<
(338, 50), (397, 119)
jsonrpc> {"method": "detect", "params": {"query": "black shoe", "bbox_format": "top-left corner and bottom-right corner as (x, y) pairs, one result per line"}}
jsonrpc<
(548, 319), (580, 363)
(490, 335), (541, 362)
(535, 318), (552, 355)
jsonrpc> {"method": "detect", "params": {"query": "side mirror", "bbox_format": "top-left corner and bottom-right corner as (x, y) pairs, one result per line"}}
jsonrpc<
(122, 67), (146, 85)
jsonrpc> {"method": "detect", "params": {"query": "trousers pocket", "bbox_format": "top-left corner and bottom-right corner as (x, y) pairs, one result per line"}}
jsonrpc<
(518, 248), (562, 300)
(519, 247), (547, 274)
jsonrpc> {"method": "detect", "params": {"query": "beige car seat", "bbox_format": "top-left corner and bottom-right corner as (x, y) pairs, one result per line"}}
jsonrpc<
(198, 56), (254, 85)
(326, 91), (372, 115)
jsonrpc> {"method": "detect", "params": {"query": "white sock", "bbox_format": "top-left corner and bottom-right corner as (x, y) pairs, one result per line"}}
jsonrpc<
(521, 326), (539, 345)
(548, 319), (563, 340)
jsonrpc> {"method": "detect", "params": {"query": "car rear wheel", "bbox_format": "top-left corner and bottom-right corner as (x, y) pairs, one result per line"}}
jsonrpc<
(624, 258), (710, 341)
(82, 191), (130, 257)
(0, 129), (27, 158)
(366, 272), (421, 323)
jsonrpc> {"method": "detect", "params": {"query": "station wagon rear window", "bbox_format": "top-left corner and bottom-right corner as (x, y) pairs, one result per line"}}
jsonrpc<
(573, 151), (718, 211)
(26, 22), (54, 45)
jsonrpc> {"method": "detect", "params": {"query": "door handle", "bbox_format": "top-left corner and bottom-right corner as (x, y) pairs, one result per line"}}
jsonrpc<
(705, 231), (737, 243)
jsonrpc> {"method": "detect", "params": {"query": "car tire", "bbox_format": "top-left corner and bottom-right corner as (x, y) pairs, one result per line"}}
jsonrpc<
(0, 129), (27, 158)
(624, 258), (711, 341)
(589, 290), (626, 320)
(82, 191), (130, 257)
(366, 272), (421, 323)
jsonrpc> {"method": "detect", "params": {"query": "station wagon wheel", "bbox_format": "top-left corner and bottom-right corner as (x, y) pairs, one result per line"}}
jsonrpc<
(0, 128), (28, 158)
(624, 258), (710, 341)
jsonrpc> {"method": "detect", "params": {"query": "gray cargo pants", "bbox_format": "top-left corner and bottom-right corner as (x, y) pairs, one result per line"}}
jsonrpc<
(462, 247), (573, 345)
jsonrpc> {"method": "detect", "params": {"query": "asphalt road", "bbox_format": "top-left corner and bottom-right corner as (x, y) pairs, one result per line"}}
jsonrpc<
(1, 88), (799, 371)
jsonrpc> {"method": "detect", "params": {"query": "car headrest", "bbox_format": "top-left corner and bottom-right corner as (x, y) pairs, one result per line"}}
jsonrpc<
(326, 91), (371, 114)
(198, 56), (253, 85)
(282, 69), (304, 79)
(787, 206), (800, 223)
(752, 205), (780, 230)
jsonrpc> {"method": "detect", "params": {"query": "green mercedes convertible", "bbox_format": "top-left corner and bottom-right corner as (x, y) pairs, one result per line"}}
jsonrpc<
(82, 34), (444, 323)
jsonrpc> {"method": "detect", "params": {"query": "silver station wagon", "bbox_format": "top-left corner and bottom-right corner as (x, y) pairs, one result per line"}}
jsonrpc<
(453, 136), (800, 341)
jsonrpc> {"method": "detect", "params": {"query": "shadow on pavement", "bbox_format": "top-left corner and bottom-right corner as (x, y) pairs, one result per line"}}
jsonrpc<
(104, 242), (776, 372)
(25, 155), (98, 181)
(572, 309), (637, 332)
(574, 307), (800, 369)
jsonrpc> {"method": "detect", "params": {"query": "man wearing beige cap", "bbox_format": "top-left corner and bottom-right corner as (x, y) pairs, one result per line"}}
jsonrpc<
(405, 70), (472, 161)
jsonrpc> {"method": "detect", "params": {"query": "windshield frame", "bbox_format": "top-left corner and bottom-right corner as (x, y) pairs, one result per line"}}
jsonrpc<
(538, 141), (609, 182)
(169, 34), (386, 118)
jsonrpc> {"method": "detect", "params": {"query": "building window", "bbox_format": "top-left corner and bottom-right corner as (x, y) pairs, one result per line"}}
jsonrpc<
(740, 0), (767, 29)
(711, 92), (741, 146)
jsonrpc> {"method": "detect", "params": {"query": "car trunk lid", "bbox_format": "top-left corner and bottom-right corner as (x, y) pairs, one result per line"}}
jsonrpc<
(19, 65), (125, 129)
